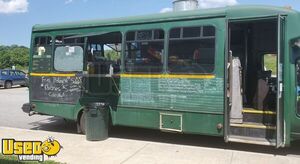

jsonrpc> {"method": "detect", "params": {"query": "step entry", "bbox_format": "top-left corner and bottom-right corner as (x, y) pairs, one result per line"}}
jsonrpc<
(226, 17), (284, 147)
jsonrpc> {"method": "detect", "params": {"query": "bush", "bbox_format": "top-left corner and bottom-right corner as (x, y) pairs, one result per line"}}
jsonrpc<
(0, 45), (29, 70)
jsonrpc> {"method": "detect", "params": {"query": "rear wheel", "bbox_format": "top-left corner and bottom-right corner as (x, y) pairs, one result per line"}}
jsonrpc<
(4, 81), (12, 89)
(79, 112), (86, 134)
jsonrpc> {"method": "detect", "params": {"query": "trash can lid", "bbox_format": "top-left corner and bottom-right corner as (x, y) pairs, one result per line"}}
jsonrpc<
(87, 102), (107, 109)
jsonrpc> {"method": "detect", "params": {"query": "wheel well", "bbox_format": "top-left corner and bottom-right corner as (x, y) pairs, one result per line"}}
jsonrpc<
(4, 80), (13, 87)
(76, 108), (85, 134)
(5, 80), (12, 84)
(77, 109), (84, 123)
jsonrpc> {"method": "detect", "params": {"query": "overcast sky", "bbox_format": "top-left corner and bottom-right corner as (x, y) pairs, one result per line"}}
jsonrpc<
(0, 0), (299, 47)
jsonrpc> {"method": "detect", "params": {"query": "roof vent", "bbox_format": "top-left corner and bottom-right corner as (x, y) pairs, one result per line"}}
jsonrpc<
(283, 6), (292, 10)
(173, 0), (199, 12)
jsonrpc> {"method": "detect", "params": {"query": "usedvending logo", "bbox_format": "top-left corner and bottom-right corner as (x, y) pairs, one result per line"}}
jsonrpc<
(1, 137), (62, 162)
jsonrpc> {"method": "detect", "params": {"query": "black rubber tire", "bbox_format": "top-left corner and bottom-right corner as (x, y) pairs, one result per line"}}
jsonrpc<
(79, 112), (86, 134)
(4, 81), (12, 89)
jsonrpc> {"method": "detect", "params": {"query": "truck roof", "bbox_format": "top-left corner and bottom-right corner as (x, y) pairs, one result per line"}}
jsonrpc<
(32, 5), (298, 32)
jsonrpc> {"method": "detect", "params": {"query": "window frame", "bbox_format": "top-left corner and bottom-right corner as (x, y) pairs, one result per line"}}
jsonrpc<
(53, 35), (85, 73)
(124, 29), (166, 74)
(167, 25), (217, 75)
(31, 35), (53, 73)
(53, 45), (85, 72)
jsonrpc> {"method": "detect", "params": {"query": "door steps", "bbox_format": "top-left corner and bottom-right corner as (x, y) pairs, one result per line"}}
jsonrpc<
(229, 108), (277, 142)
(230, 122), (276, 139)
(228, 135), (276, 146)
(242, 108), (276, 125)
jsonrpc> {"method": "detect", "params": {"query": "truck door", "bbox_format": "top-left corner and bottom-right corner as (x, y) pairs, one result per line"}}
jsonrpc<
(276, 15), (285, 148)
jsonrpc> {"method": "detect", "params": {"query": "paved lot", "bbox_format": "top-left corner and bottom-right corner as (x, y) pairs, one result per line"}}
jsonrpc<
(1, 127), (300, 164)
(0, 87), (77, 133)
(0, 87), (300, 164)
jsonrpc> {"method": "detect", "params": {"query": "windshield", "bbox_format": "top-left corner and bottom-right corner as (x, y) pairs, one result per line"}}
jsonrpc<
(54, 46), (84, 72)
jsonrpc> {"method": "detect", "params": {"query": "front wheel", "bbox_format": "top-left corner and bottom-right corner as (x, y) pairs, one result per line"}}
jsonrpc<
(4, 81), (12, 89)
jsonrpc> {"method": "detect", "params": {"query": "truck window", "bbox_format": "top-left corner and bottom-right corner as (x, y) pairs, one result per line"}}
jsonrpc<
(54, 36), (84, 72)
(168, 26), (215, 74)
(263, 54), (277, 77)
(125, 29), (164, 73)
(54, 46), (84, 72)
(86, 32), (122, 74)
(32, 36), (52, 72)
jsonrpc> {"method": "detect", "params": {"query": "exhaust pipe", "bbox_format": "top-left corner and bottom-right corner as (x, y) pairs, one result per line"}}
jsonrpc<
(173, 0), (199, 12)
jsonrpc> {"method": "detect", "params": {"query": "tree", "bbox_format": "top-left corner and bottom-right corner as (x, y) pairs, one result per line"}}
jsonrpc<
(0, 45), (29, 70)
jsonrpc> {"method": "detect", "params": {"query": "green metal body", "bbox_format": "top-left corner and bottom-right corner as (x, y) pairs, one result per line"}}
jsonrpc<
(28, 5), (300, 146)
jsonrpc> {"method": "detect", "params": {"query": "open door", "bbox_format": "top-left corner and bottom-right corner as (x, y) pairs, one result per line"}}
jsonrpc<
(225, 16), (285, 146)
(276, 15), (285, 148)
(224, 19), (230, 143)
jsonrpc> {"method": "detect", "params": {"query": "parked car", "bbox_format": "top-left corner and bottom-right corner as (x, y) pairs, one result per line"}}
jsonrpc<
(0, 69), (28, 89)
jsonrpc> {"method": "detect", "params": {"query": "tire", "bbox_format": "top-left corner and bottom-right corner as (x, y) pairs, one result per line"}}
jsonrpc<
(4, 81), (12, 89)
(79, 112), (86, 134)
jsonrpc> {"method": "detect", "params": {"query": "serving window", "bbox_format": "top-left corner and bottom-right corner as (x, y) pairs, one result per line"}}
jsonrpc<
(168, 26), (216, 74)
(125, 29), (165, 73)
(32, 36), (52, 72)
(53, 36), (84, 72)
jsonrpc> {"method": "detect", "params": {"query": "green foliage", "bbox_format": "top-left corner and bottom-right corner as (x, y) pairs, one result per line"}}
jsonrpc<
(0, 154), (62, 164)
(0, 45), (29, 71)
(263, 54), (277, 75)
(104, 50), (121, 62)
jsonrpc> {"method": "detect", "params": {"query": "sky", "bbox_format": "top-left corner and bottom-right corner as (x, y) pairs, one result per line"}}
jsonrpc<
(0, 0), (299, 47)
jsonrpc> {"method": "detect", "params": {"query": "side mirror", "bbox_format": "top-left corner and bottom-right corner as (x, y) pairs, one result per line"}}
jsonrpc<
(295, 39), (300, 48)
(291, 38), (300, 64)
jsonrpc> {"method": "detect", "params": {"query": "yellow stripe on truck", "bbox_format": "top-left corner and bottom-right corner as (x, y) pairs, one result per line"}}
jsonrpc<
(30, 73), (76, 77)
(120, 74), (215, 79)
(30, 73), (215, 79)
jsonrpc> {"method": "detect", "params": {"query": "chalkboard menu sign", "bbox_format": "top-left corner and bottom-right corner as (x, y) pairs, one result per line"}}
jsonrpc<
(120, 77), (224, 112)
(31, 76), (82, 104)
(32, 45), (52, 72)
(32, 57), (51, 72)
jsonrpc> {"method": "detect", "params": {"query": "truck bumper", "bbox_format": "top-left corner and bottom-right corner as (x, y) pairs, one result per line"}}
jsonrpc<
(22, 103), (33, 114)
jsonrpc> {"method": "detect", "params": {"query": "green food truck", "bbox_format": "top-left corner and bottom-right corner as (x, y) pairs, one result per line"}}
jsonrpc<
(22, 4), (300, 147)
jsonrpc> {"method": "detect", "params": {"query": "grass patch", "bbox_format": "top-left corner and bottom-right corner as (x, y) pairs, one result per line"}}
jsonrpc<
(0, 154), (62, 164)
(263, 54), (277, 76)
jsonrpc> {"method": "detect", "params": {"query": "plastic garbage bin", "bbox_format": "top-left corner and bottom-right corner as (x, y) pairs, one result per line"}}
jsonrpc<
(84, 102), (109, 141)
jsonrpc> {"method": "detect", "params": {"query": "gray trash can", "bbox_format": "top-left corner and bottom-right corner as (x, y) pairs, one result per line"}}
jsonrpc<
(84, 102), (109, 141)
